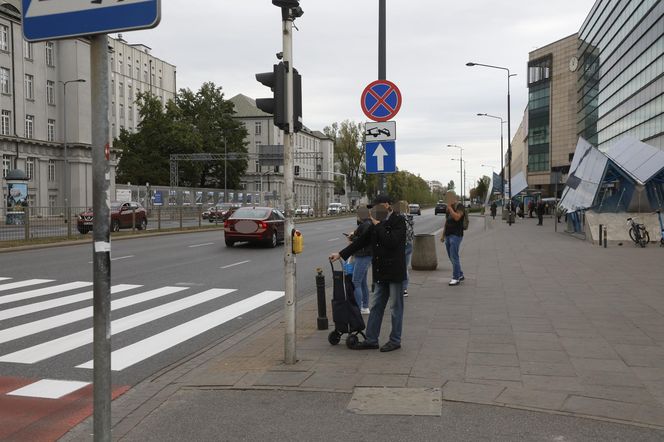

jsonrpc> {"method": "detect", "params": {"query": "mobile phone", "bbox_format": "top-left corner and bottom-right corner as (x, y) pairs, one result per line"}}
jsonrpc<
(342, 232), (350, 237)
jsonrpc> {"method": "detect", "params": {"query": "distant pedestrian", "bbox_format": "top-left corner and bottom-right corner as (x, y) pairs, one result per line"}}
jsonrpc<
(349, 206), (372, 315)
(528, 200), (534, 218)
(329, 194), (406, 352)
(536, 200), (544, 225)
(490, 201), (497, 220)
(444, 193), (465, 286)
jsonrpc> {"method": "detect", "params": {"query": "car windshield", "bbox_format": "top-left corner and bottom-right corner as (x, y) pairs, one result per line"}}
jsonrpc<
(110, 202), (125, 210)
(230, 207), (270, 219)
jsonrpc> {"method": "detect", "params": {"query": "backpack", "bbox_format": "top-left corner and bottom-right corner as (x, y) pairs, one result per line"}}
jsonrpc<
(459, 204), (469, 230)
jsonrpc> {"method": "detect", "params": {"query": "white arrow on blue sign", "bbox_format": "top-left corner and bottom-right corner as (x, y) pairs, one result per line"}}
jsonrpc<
(22, 0), (161, 42)
(366, 141), (396, 174)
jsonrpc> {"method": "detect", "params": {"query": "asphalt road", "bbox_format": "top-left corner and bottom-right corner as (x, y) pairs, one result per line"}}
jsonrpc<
(0, 209), (446, 389)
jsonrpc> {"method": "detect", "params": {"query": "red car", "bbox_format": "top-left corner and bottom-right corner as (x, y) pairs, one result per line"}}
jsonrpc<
(208, 203), (239, 223)
(77, 201), (148, 233)
(224, 206), (285, 248)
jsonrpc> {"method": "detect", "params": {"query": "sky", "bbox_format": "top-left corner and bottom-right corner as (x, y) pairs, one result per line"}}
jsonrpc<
(128, 0), (598, 193)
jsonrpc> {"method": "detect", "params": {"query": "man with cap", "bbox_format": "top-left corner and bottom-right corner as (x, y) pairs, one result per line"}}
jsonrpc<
(329, 194), (406, 352)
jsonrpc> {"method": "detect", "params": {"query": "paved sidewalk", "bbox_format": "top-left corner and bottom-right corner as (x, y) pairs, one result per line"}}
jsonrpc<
(64, 214), (664, 440)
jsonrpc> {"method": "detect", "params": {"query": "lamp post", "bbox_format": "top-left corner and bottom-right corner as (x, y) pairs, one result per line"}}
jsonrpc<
(61, 78), (86, 237)
(447, 144), (464, 203)
(451, 158), (466, 205)
(467, 62), (516, 225)
(477, 113), (506, 202)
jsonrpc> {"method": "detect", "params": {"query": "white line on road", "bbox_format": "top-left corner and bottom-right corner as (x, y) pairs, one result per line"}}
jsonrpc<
(0, 279), (53, 293)
(8, 379), (90, 399)
(220, 260), (250, 269)
(0, 281), (92, 306)
(89, 255), (135, 264)
(77, 290), (284, 371)
(189, 242), (215, 248)
(328, 238), (340, 242)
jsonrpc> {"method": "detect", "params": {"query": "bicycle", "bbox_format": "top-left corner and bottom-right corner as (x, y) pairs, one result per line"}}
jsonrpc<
(655, 210), (664, 247)
(627, 217), (649, 248)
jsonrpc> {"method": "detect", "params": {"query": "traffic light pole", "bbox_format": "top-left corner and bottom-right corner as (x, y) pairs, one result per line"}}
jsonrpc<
(378, 0), (387, 194)
(282, 10), (297, 365)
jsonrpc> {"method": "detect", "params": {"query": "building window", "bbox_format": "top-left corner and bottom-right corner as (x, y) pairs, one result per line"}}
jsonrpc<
(112, 100), (116, 117)
(26, 157), (35, 180)
(0, 67), (10, 94)
(144, 70), (148, 82)
(119, 81), (124, 97)
(24, 40), (33, 60)
(25, 115), (34, 138)
(158, 76), (162, 88)
(47, 80), (55, 105)
(136, 66), (140, 80)
(120, 103), (124, 119)
(49, 194), (57, 214)
(128, 105), (133, 122)
(2, 154), (11, 178)
(128, 84), (133, 102)
(255, 122), (262, 136)
(118, 60), (123, 75)
(47, 119), (55, 142)
(1, 110), (10, 135)
(128, 62), (132, 76)
(0, 25), (8, 52)
(48, 160), (56, 181)
(45, 42), (55, 66)
(25, 74), (34, 100)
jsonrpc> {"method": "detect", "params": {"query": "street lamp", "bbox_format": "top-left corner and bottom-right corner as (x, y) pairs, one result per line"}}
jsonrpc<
(447, 144), (464, 202)
(477, 113), (506, 202)
(467, 62), (516, 225)
(451, 158), (466, 204)
(61, 78), (86, 237)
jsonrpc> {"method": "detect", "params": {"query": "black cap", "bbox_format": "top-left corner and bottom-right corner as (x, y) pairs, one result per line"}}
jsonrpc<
(372, 194), (393, 205)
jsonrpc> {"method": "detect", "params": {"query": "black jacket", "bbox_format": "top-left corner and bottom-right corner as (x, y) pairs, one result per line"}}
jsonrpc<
(351, 219), (373, 257)
(339, 212), (406, 282)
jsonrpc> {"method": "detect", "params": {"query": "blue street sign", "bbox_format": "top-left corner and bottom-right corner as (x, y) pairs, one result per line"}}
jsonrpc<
(22, 0), (161, 42)
(366, 141), (396, 174)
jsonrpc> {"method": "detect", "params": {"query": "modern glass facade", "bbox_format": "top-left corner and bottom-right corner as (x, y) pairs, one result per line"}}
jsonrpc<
(527, 56), (552, 172)
(578, 0), (664, 150)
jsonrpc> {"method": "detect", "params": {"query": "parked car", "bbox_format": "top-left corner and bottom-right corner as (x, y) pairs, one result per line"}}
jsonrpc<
(408, 203), (422, 215)
(295, 205), (314, 217)
(224, 206), (285, 248)
(77, 201), (147, 233)
(327, 202), (343, 215)
(208, 204), (238, 222)
(434, 200), (447, 215)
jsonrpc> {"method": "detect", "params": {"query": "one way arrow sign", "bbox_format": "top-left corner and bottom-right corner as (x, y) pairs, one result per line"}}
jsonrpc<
(366, 141), (396, 174)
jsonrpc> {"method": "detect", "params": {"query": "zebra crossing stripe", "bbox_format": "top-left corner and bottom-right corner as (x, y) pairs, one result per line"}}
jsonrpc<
(0, 285), (168, 345)
(0, 279), (53, 293)
(0, 288), (235, 364)
(0, 284), (141, 321)
(7, 379), (90, 399)
(77, 290), (284, 371)
(0, 281), (93, 306)
(0, 277), (10, 282)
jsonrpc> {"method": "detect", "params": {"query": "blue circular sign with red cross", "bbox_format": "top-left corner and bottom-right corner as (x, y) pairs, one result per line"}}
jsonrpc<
(360, 80), (402, 122)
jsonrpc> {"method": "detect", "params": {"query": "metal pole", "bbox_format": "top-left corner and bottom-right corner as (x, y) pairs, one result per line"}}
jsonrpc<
(378, 0), (387, 194)
(283, 11), (297, 365)
(90, 34), (111, 442)
(63, 84), (70, 238)
(507, 73), (513, 226)
(224, 137), (227, 203)
(500, 119), (504, 202)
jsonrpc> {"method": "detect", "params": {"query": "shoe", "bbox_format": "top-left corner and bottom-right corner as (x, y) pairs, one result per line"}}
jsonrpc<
(403, 290), (408, 297)
(351, 340), (379, 350)
(449, 279), (460, 286)
(361, 308), (370, 314)
(458, 276), (465, 281)
(380, 341), (401, 352)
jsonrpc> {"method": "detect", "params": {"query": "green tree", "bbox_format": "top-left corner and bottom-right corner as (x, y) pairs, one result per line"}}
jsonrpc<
(472, 175), (491, 202)
(323, 120), (366, 194)
(447, 180), (456, 192)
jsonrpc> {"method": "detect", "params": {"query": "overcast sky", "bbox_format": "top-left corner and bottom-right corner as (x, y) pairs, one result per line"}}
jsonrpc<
(128, 0), (597, 191)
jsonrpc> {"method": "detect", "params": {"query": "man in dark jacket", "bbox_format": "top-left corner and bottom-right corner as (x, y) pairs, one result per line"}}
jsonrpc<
(329, 194), (406, 352)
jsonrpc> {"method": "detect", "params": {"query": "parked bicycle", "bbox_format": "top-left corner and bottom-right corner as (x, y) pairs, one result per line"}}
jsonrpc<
(655, 210), (664, 247)
(627, 217), (649, 248)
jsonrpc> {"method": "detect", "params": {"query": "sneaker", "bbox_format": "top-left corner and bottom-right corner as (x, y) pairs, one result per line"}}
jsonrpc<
(361, 308), (370, 314)
(449, 279), (460, 286)
(458, 276), (465, 281)
(403, 289), (408, 297)
(380, 341), (401, 352)
(351, 340), (379, 350)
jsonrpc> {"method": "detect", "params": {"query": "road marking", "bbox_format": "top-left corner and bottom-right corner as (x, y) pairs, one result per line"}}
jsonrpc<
(0, 285), (173, 345)
(0, 281), (93, 306)
(0, 284), (140, 321)
(0, 288), (234, 364)
(77, 290), (284, 371)
(220, 260), (250, 269)
(328, 238), (340, 242)
(0, 279), (53, 293)
(0, 277), (10, 282)
(7, 379), (90, 399)
(189, 242), (215, 248)
(88, 255), (135, 264)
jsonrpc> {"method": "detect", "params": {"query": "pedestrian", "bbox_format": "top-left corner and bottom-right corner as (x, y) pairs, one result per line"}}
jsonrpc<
(528, 200), (534, 218)
(348, 206), (372, 315)
(490, 201), (497, 220)
(536, 200), (544, 225)
(518, 201), (525, 218)
(443, 193), (465, 286)
(395, 201), (414, 297)
(329, 194), (406, 352)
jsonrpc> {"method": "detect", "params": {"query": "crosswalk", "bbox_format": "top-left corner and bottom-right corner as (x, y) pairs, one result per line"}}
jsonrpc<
(0, 276), (284, 398)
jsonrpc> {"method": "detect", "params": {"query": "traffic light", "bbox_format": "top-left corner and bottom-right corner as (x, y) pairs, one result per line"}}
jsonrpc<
(293, 68), (302, 133)
(256, 63), (286, 131)
(272, 0), (299, 7)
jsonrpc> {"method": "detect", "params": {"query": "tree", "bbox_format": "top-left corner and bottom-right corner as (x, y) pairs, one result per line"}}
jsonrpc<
(323, 120), (366, 194)
(473, 175), (491, 202)
(447, 180), (455, 192)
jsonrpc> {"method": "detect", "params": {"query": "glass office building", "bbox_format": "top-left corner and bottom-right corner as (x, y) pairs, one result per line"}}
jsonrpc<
(577, 0), (664, 150)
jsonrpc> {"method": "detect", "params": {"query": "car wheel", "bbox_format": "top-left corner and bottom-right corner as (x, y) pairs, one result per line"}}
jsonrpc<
(225, 239), (234, 247)
(111, 219), (120, 232)
(268, 231), (278, 248)
(138, 218), (147, 230)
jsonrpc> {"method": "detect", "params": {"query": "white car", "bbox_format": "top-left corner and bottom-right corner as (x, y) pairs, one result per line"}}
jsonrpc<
(295, 205), (314, 217)
(408, 203), (421, 215)
(327, 203), (343, 215)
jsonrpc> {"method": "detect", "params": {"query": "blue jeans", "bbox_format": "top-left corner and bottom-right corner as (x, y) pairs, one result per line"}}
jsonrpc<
(351, 255), (372, 309)
(403, 242), (413, 290)
(445, 234), (464, 280)
(366, 280), (403, 345)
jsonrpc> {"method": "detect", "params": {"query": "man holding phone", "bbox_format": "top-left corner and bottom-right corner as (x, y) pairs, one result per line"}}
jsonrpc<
(329, 194), (406, 352)
(443, 192), (465, 286)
